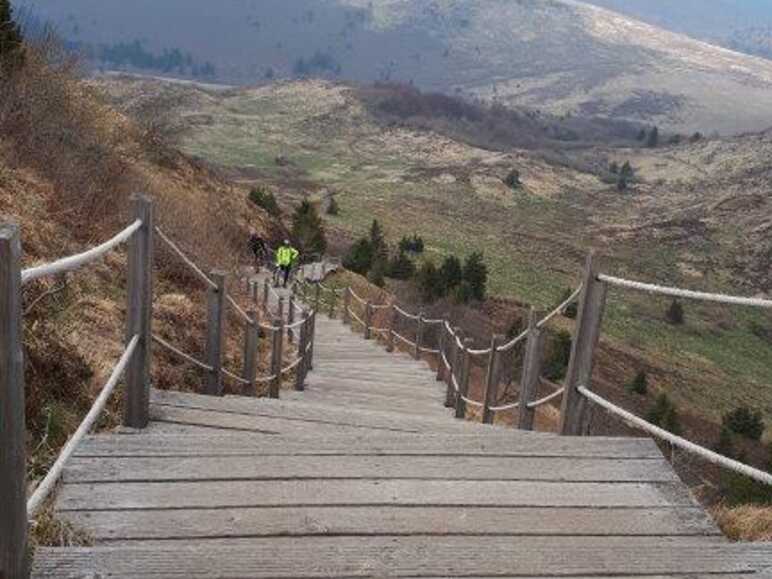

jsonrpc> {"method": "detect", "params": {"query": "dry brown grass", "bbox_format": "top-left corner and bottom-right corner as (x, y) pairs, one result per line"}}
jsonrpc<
(712, 505), (772, 542)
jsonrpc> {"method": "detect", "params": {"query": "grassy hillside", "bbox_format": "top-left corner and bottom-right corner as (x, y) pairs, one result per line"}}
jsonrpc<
(20, 0), (772, 134)
(98, 77), (772, 439)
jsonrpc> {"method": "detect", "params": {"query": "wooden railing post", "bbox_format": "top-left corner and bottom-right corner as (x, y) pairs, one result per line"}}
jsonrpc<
(307, 310), (316, 370)
(205, 270), (226, 396)
(364, 302), (373, 340)
(295, 312), (308, 391)
(454, 339), (473, 419)
(262, 279), (270, 314)
(269, 317), (284, 398)
(287, 296), (296, 343)
(414, 312), (425, 359)
(518, 310), (546, 431)
(435, 323), (447, 382)
(560, 252), (608, 436)
(314, 283), (321, 311)
(386, 304), (396, 353)
(482, 335), (504, 424)
(125, 194), (154, 427)
(242, 311), (259, 396)
(251, 280), (258, 305)
(343, 288), (351, 325)
(278, 296), (285, 326)
(445, 327), (462, 408)
(0, 223), (29, 579)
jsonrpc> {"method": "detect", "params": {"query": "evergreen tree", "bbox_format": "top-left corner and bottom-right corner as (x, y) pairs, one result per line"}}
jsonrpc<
(462, 252), (488, 302)
(647, 126), (659, 148)
(609, 161), (619, 174)
(616, 176), (628, 192)
(636, 128), (647, 142)
(647, 393), (681, 434)
(291, 200), (327, 255)
(369, 219), (387, 260)
(544, 330), (573, 381)
(626, 370), (648, 395)
(723, 406), (765, 441)
(248, 187), (280, 216)
(0, 0), (23, 65)
(416, 260), (442, 303)
(343, 238), (373, 275)
(620, 161), (634, 179)
(326, 196), (339, 216)
(716, 426), (735, 458)
(560, 287), (578, 319)
(439, 255), (463, 295)
(367, 257), (387, 288)
(666, 299), (685, 325)
(387, 251), (415, 280)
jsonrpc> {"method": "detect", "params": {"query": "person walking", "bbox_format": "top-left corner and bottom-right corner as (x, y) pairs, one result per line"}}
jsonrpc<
(248, 228), (267, 273)
(275, 239), (299, 288)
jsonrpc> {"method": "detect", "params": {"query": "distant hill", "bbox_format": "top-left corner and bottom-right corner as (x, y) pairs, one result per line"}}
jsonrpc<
(18, 0), (772, 134)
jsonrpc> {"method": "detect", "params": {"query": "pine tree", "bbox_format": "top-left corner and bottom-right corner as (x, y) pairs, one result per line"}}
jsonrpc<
(367, 257), (387, 288)
(387, 251), (415, 280)
(0, 0), (23, 65)
(609, 161), (619, 174)
(343, 238), (373, 275)
(291, 200), (327, 255)
(369, 219), (387, 260)
(462, 252), (488, 302)
(416, 260), (442, 303)
(326, 196), (339, 216)
(626, 370), (648, 395)
(620, 161), (634, 179)
(647, 126), (659, 148)
(666, 299), (685, 325)
(439, 255), (463, 296)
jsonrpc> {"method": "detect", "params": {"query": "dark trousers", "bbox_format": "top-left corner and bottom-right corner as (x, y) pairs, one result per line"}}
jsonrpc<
(280, 265), (291, 287)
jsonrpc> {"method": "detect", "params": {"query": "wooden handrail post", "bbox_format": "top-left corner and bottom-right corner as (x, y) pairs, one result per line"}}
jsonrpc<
(269, 317), (284, 398)
(0, 223), (29, 579)
(364, 302), (373, 340)
(278, 296), (285, 326)
(454, 338), (473, 419)
(386, 304), (396, 353)
(242, 311), (259, 396)
(559, 252), (608, 436)
(314, 283), (321, 311)
(262, 279), (270, 314)
(343, 288), (351, 325)
(482, 334), (504, 424)
(414, 312), (425, 359)
(435, 323), (447, 382)
(307, 310), (316, 370)
(295, 312), (308, 391)
(251, 280), (258, 305)
(445, 327), (462, 408)
(125, 194), (154, 427)
(205, 270), (226, 396)
(518, 310), (546, 431)
(287, 296), (296, 343)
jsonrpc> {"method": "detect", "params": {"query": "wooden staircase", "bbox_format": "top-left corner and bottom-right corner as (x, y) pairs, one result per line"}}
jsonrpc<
(32, 295), (772, 577)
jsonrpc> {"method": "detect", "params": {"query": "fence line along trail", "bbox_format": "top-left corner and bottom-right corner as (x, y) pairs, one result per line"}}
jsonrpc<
(1, 196), (770, 578)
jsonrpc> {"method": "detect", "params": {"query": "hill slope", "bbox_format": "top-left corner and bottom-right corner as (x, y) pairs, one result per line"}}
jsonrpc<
(21, 0), (772, 134)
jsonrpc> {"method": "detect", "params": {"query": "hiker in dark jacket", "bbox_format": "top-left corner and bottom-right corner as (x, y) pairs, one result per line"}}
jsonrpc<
(248, 228), (267, 272)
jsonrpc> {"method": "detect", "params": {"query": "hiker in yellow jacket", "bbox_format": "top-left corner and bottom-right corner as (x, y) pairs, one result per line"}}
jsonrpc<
(275, 239), (300, 288)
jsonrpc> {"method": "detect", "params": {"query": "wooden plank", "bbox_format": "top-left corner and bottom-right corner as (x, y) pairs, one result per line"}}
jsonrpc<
(56, 480), (697, 511)
(60, 505), (720, 542)
(32, 537), (767, 577)
(63, 455), (679, 484)
(74, 433), (663, 458)
(0, 223), (28, 579)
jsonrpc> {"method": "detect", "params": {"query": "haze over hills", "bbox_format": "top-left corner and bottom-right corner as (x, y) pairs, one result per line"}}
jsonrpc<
(18, 0), (772, 134)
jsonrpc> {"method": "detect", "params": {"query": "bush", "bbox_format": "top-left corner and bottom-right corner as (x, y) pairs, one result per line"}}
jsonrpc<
(416, 260), (442, 303)
(369, 219), (387, 260)
(439, 255), (463, 296)
(723, 406), (765, 441)
(0, 0), (24, 66)
(560, 288), (578, 319)
(666, 299), (685, 325)
(609, 161), (619, 174)
(291, 200), (326, 255)
(620, 161), (634, 179)
(544, 330), (572, 381)
(399, 234), (424, 254)
(343, 238), (373, 275)
(616, 176), (628, 192)
(462, 252), (488, 302)
(326, 196), (339, 216)
(646, 126), (659, 148)
(248, 187), (280, 216)
(647, 393), (681, 435)
(504, 168), (521, 189)
(716, 425), (735, 458)
(387, 251), (415, 280)
(626, 370), (648, 395)
(367, 258), (387, 288)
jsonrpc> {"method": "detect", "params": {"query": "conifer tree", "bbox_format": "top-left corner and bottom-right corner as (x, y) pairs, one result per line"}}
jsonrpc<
(462, 252), (488, 302)
(0, 0), (24, 64)
(291, 200), (327, 255)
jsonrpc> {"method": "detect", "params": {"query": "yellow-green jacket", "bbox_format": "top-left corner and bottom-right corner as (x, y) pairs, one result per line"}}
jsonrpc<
(276, 245), (299, 267)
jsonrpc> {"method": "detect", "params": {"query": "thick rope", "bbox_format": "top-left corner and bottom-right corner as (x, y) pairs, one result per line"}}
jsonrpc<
(226, 294), (253, 326)
(538, 285), (583, 328)
(598, 275), (772, 309)
(152, 334), (214, 372)
(578, 386), (772, 486)
(222, 368), (251, 386)
(393, 332), (416, 347)
(349, 289), (367, 306)
(154, 226), (217, 290)
(23, 220), (143, 285)
(527, 387), (566, 409)
(394, 305), (419, 320)
(498, 329), (529, 353)
(488, 400), (520, 412)
(281, 356), (304, 375)
(27, 335), (139, 516)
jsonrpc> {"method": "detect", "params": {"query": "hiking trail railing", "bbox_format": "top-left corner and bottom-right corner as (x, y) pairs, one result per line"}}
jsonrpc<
(296, 251), (772, 488)
(0, 194), (321, 578)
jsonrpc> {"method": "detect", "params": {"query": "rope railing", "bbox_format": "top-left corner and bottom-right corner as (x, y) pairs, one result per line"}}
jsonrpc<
(22, 219), (143, 285)
(152, 334), (214, 373)
(598, 274), (772, 308)
(155, 226), (216, 290)
(488, 400), (520, 412)
(578, 386), (772, 486)
(222, 367), (251, 386)
(537, 285), (582, 328)
(527, 387), (566, 409)
(27, 335), (140, 516)
(226, 294), (253, 326)
(394, 305), (419, 320)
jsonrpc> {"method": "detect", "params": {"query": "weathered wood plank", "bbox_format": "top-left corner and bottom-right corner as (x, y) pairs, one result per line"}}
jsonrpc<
(57, 480), (696, 511)
(60, 505), (720, 542)
(63, 455), (679, 484)
(74, 432), (663, 458)
(32, 537), (768, 578)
